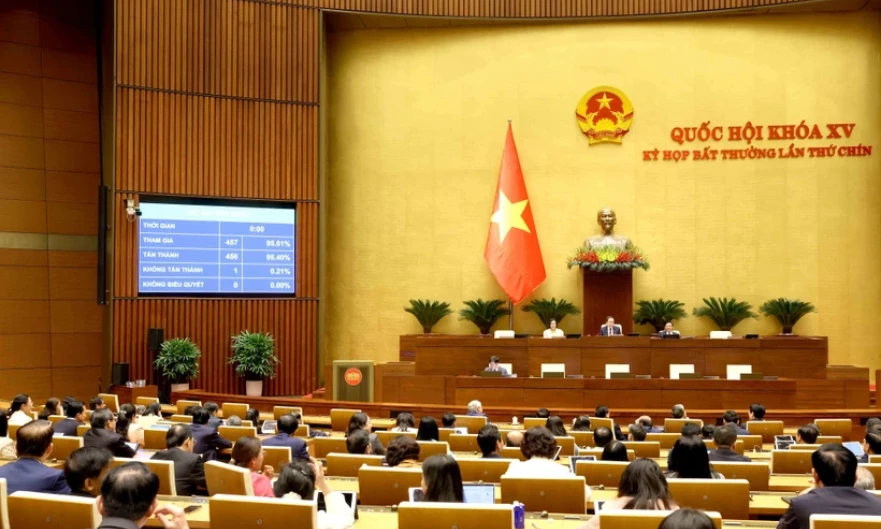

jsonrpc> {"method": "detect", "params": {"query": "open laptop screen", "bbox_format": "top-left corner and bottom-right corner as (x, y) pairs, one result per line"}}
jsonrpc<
(463, 484), (495, 504)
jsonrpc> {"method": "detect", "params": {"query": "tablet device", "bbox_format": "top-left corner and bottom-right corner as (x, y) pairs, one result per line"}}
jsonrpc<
(568, 455), (597, 473)
(843, 441), (866, 458)
(595, 500), (606, 511)
(553, 445), (563, 461)
(454, 427), (469, 435)
(125, 442), (141, 452)
(408, 487), (425, 502)
(463, 484), (495, 504)
(261, 420), (278, 435)
(151, 424), (172, 431)
(774, 435), (796, 450)
(316, 490), (358, 519)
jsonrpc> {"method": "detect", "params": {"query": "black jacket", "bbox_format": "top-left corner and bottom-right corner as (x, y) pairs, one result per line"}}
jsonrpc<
(777, 486), (881, 529)
(708, 448), (752, 463)
(192, 423), (232, 461)
(83, 428), (136, 458)
(98, 517), (140, 529)
(151, 447), (207, 496)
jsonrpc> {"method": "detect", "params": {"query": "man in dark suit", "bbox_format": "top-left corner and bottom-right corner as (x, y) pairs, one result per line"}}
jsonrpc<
(709, 425), (752, 462)
(860, 431), (881, 463)
(64, 447), (113, 497)
(594, 405), (626, 441)
(477, 424), (503, 458)
(483, 355), (509, 376)
(84, 409), (136, 458)
(53, 400), (86, 437)
(598, 316), (622, 336)
(204, 402), (222, 431)
(722, 410), (751, 435)
(191, 406), (232, 461)
(593, 427), (613, 449)
(97, 462), (189, 529)
(0, 420), (70, 494)
(777, 444), (881, 529)
(637, 416), (664, 434)
(346, 429), (373, 455)
(262, 414), (309, 460)
(150, 424), (207, 496)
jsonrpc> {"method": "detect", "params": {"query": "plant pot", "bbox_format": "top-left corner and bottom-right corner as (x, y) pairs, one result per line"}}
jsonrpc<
(245, 380), (263, 396)
(781, 325), (794, 334)
(170, 382), (190, 393)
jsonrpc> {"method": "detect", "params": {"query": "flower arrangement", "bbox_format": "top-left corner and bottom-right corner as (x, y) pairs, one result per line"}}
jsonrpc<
(567, 244), (650, 272)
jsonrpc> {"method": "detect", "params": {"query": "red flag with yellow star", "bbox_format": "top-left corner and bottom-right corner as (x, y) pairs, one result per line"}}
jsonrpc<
(484, 123), (546, 304)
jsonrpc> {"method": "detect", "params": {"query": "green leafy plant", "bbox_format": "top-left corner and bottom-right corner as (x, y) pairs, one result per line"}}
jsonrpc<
(154, 338), (201, 383)
(404, 299), (453, 333)
(692, 297), (758, 331)
(633, 299), (687, 332)
(459, 299), (510, 335)
(759, 298), (816, 334)
(521, 298), (581, 327)
(228, 331), (279, 380)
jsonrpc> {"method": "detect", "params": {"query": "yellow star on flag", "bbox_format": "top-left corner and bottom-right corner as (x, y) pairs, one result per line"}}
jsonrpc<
(596, 92), (613, 109)
(491, 190), (531, 244)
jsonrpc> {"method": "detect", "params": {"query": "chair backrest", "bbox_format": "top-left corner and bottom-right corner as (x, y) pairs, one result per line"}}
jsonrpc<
(500, 476), (586, 514)
(109, 458), (176, 496)
(438, 428), (456, 442)
(295, 424), (310, 438)
(664, 418), (704, 433)
(330, 409), (361, 433)
(417, 441), (449, 461)
(859, 464), (881, 487)
(746, 420), (784, 442)
(46, 415), (66, 426)
(76, 425), (91, 437)
(710, 461), (770, 491)
(205, 461), (254, 496)
(176, 400), (202, 415)
(555, 436), (576, 456)
(448, 434), (479, 453)
(871, 455), (881, 465)
(574, 460), (629, 487)
(645, 432), (682, 450)
(523, 418), (545, 429)
(169, 414), (194, 424)
(398, 502), (514, 529)
(0, 478), (8, 529)
(375, 430), (416, 446)
(7, 426), (19, 443)
(622, 441), (661, 458)
(273, 406), (303, 420)
(666, 478), (750, 519)
(739, 435), (764, 452)
(810, 514), (881, 529)
(588, 417), (614, 432)
(789, 444), (823, 451)
(7, 491), (100, 528)
(209, 494), (317, 529)
(221, 403), (249, 421)
(456, 458), (516, 483)
(815, 419), (853, 442)
(144, 428), (168, 450)
(98, 394), (120, 413)
(817, 436), (844, 444)
(454, 415), (488, 434)
(499, 447), (527, 461)
(51, 436), (83, 461)
(358, 466), (423, 506)
(772, 449), (814, 474)
(325, 453), (385, 477)
(262, 446), (292, 473)
(135, 396), (159, 406)
(312, 437), (349, 459)
(703, 439), (745, 455)
(570, 431), (596, 448)
(218, 426), (257, 443)
(577, 448), (635, 461)
(600, 510), (723, 529)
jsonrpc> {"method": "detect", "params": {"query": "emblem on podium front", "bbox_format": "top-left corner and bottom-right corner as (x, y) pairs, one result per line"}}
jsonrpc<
(575, 86), (634, 145)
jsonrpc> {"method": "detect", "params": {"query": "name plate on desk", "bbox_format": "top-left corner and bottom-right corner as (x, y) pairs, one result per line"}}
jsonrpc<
(678, 373), (703, 379)
(740, 373), (765, 380)
(609, 372), (634, 379)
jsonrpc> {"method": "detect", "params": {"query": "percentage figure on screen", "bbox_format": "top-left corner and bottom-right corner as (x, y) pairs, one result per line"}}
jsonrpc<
(266, 239), (292, 248)
(270, 268), (292, 275)
(271, 281), (292, 289)
(266, 253), (291, 261)
(249, 226), (265, 233)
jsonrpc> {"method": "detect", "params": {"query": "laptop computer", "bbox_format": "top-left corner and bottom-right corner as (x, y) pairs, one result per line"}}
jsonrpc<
(316, 490), (358, 519)
(454, 427), (469, 435)
(843, 441), (866, 458)
(463, 484), (495, 504)
(261, 420), (278, 435)
(774, 435), (796, 450)
(568, 454), (597, 473)
(125, 442), (141, 453)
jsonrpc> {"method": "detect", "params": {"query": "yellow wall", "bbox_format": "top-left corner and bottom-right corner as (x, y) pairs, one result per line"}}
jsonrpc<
(324, 12), (881, 371)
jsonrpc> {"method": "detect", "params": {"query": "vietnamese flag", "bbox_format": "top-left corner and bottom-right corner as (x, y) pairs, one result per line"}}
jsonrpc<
(484, 123), (546, 304)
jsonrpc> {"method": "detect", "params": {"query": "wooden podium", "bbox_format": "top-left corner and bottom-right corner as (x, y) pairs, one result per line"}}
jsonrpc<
(582, 269), (633, 335)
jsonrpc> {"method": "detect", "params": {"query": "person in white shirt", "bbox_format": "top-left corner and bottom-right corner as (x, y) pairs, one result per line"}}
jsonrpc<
(7, 394), (34, 427)
(503, 427), (591, 500)
(274, 458), (355, 529)
(542, 319), (565, 339)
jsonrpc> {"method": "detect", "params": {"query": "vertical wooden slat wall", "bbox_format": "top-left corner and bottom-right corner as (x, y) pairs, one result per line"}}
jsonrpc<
(113, 0), (318, 396)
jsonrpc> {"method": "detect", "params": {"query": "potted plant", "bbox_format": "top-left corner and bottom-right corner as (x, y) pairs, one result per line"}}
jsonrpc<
(459, 299), (510, 335)
(154, 337), (201, 393)
(228, 331), (279, 396)
(759, 298), (816, 335)
(521, 298), (581, 327)
(404, 299), (453, 333)
(633, 299), (687, 332)
(692, 297), (758, 332)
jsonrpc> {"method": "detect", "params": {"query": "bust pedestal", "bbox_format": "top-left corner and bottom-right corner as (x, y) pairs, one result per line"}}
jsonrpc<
(582, 269), (633, 335)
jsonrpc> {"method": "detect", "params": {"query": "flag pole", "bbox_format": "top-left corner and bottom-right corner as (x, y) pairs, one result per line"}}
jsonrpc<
(509, 300), (514, 330)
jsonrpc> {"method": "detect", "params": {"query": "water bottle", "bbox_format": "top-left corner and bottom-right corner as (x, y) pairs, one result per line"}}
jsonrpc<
(513, 501), (526, 529)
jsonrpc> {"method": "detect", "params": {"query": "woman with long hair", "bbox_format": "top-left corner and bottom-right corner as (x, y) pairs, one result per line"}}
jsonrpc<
(118, 403), (144, 445)
(666, 436), (723, 479)
(580, 459), (677, 528)
(393, 412), (418, 433)
(346, 412), (386, 455)
(7, 394), (33, 426)
(572, 416), (592, 432)
(245, 408), (262, 433)
(420, 454), (464, 502)
(139, 402), (163, 429)
(274, 459), (354, 529)
(416, 416), (439, 442)
(231, 436), (275, 497)
(546, 416), (568, 437)
(37, 398), (61, 420)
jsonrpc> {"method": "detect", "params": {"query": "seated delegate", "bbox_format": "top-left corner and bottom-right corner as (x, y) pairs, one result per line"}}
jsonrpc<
(543, 319), (565, 338)
(483, 355), (509, 376)
(599, 317), (622, 336)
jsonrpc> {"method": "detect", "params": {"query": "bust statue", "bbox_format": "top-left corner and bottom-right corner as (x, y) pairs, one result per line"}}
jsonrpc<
(585, 208), (631, 250)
